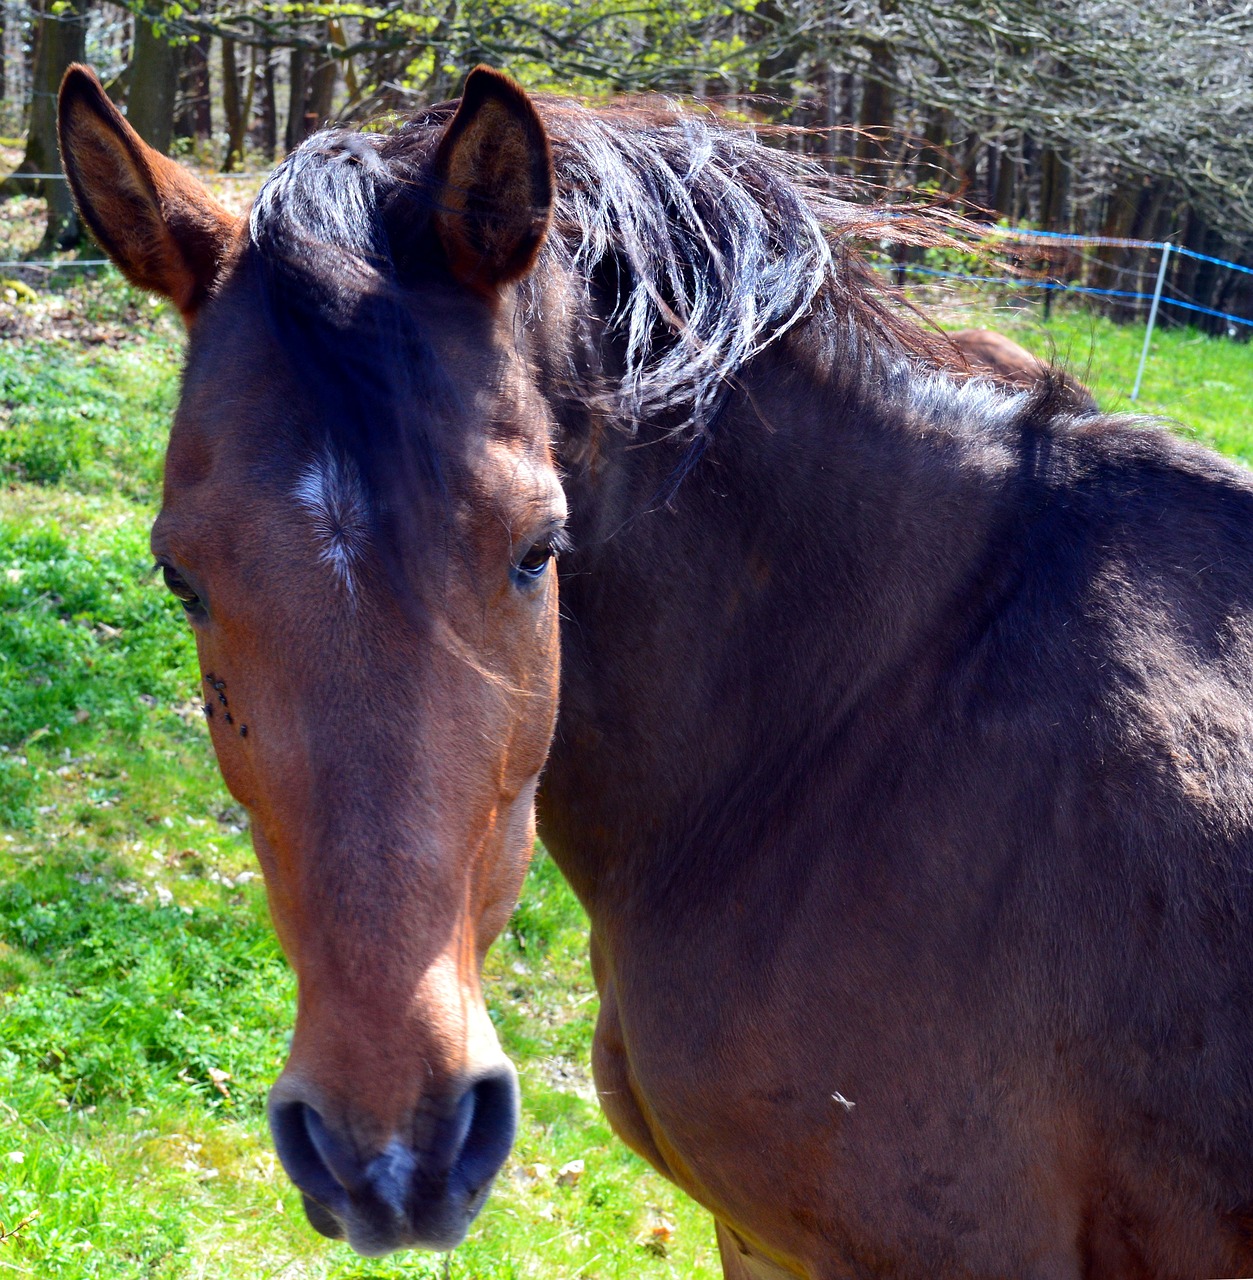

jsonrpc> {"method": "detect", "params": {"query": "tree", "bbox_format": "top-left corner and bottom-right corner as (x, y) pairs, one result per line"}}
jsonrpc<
(1, 0), (88, 249)
(127, 13), (179, 153)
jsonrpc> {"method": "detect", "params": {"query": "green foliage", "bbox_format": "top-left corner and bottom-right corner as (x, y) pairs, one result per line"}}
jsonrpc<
(0, 878), (288, 1111)
(0, 308), (178, 496)
(0, 513), (194, 756)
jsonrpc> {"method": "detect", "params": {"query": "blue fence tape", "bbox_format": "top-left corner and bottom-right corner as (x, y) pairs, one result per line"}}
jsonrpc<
(881, 261), (1153, 301)
(1170, 245), (1253, 279)
(1158, 295), (1253, 329)
(0, 259), (110, 270)
(991, 227), (1164, 251)
(996, 229), (1253, 282)
(880, 261), (1253, 331)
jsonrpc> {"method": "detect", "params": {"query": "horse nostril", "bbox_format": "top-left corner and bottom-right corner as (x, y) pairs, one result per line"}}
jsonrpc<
(449, 1068), (519, 1194)
(269, 1099), (352, 1228)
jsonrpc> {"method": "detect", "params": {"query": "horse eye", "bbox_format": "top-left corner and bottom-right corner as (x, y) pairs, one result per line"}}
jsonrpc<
(513, 541), (555, 584)
(161, 564), (202, 612)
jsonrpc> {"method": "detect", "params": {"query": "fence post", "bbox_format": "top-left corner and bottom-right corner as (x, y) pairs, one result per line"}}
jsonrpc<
(1131, 241), (1171, 402)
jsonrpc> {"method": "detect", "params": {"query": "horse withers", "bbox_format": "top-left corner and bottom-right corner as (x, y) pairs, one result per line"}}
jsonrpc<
(60, 62), (1253, 1278)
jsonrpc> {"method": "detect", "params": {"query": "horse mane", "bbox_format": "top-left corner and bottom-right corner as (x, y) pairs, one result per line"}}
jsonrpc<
(521, 101), (960, 430)
(247, 95), (965, 445)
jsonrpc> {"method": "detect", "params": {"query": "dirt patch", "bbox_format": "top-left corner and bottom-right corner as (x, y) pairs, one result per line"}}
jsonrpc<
(0, 278), (174, 348)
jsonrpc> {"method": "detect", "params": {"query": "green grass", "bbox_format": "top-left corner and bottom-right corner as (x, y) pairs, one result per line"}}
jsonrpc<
(1, 271), (1251, 1278)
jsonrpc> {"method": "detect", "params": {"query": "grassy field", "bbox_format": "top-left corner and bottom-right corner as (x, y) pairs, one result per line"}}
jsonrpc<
(1, 261), (1251, 1279)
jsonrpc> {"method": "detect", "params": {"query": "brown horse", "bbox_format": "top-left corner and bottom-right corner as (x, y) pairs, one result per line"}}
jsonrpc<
(59, 63), (1253, 1278)
(950, 327), (1048, 384)
(949, 328), (1098, 411)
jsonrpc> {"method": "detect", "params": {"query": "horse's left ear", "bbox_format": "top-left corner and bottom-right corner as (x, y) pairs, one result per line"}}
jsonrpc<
(433, 66), (554, 294)
(58, 63), (237, 323)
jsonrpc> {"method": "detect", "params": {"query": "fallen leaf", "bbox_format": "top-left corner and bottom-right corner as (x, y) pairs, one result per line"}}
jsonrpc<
(636, 1209), (675, 1257)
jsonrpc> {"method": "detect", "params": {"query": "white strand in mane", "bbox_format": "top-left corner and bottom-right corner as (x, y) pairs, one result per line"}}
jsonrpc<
(536, 114), (835, 432)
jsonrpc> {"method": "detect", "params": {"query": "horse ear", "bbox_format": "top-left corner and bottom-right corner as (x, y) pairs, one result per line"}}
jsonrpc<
(432, 66), (554, 294)
(58, 64), (237, 322)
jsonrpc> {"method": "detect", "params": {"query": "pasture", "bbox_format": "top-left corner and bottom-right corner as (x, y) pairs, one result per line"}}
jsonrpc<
(1, 247), (1251, 1276)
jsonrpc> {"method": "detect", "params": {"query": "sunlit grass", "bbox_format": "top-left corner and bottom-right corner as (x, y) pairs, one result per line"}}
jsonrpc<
(933, 288), (1253, 462)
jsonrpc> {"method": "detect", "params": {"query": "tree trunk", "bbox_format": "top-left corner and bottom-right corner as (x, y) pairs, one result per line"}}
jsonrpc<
(174, 40), (213, 143)
(306, 31), (338, 130)
(824, 62), (838, 159)
(1173, 205), (1199, 316)
(855, 62), (895, 179)
(1090, 175), (1141, 318)
(220, 36), (255, 171)
(286, 46), (309, 151)
(257, 42), (276, 160)
(920, 108), (951, 190)
(957, 133), (982, 202)
(284, 32), (335, 150)
(327, 18), (359, 110)
(855, 0), (897, 180)
(127, 15), (178, 153)
(1015, 136), (1032, 224)
(991, 141), (1015, 219)
(1038, 146), (1069, 232)
(221, 37), (241, 170)
(836, 73), (856, 160)
(1190, 223), (1224, 334)
(1128, 179), (1169, 320)
(750, 0), (802, 118)
(2, 0), (87, 249)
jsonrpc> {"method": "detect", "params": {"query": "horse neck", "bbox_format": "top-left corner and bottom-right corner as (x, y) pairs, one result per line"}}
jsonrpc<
(537, 313), (1027, 919)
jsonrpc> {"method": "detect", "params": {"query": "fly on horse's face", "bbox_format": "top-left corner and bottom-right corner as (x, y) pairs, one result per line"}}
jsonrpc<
(59, 65), (564, 1254)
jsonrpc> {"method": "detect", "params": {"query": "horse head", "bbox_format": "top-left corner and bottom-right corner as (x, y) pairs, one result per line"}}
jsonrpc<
(59, 63), (564, 1255)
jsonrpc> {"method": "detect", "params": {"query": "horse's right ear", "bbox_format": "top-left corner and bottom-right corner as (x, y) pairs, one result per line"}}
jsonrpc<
(58, 64), (237, 323)
(432, 66), (554, 295)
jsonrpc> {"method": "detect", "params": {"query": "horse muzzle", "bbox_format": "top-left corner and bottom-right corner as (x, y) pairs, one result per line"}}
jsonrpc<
(267, 1065), (519, 1255)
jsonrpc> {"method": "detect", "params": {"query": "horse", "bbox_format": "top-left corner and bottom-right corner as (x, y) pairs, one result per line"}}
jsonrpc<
(948, 328), (1098, 411)
(949, 328), (1049, 385)
(58, 63), (1253, 1278)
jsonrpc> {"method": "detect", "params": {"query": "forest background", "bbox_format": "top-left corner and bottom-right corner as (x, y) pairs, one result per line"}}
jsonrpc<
(3, 0), (1253, 323)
